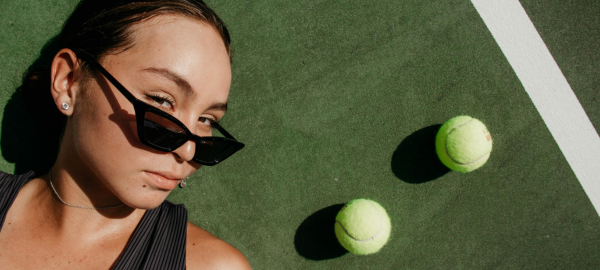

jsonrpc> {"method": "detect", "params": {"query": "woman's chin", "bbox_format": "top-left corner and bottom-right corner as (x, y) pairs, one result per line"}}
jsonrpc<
(120, 192), (172, 210)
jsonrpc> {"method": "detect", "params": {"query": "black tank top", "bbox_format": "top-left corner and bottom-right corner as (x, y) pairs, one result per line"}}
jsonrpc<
(0, 171), (187, 270)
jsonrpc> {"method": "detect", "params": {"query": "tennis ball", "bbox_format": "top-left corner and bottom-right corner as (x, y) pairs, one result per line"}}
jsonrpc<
(435, 116), (493, 173)
(334, 199), (391, 255)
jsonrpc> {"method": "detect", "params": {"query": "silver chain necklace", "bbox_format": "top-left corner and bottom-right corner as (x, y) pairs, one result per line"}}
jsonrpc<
(49, 170), (125, 210)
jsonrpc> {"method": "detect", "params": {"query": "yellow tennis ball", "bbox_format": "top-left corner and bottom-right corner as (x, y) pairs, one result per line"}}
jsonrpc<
(334, 199), (391, 255)
(435, 116), (493, 173)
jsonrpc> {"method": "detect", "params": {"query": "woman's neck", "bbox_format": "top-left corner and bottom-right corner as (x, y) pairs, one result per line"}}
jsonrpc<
(16, 175), (144, 235)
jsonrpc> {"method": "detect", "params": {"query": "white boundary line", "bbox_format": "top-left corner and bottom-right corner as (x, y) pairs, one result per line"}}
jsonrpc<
(471, 0), (600, 216)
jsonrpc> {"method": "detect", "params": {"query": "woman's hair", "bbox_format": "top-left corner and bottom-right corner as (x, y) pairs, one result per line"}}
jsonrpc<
(21, 0), (231, 125)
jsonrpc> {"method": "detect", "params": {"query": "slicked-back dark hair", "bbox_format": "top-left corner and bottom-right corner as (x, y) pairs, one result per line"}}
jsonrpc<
(62, 0), (231, 60)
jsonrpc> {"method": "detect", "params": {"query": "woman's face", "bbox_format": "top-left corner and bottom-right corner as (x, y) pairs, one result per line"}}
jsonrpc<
(63, 15), (232, 209)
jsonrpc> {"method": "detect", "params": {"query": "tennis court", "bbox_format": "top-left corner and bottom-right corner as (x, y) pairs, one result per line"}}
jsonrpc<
(1, 0), (598, 268)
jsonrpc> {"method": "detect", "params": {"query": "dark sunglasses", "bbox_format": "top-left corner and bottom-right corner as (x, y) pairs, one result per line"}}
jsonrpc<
(76, 52), (244, 166)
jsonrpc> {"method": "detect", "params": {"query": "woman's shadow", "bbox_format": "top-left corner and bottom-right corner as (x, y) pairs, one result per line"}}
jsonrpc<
(1, 35), (64, 175)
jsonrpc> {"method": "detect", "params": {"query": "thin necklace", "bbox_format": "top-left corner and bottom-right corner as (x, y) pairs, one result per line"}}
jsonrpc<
(49, 169), (125, 210)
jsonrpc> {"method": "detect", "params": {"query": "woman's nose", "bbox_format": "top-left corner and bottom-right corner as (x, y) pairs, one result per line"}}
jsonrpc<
(172, 140), (196, 162)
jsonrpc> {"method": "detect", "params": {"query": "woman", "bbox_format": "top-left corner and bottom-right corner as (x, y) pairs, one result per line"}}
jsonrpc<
(0, 0), (250, 269)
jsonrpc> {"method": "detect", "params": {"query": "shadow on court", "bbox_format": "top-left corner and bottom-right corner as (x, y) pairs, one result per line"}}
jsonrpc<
(294, 204), (348, 260)
(1, 36), (63, 175)
(391, 124), (450, 184)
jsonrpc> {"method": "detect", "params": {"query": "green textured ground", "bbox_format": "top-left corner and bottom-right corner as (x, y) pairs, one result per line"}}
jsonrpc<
(1, 0), (599, 269)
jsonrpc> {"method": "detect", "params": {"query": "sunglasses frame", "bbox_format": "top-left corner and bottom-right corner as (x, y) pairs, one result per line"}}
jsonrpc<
(76, 52), (244, 166)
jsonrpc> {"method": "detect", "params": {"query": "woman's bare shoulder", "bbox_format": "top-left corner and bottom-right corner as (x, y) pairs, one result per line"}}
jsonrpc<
(186, 222), (251, 270)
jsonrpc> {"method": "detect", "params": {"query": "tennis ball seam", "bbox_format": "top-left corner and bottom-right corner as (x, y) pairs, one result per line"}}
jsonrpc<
(335, 200), (383, 242)
(444, 117), (491, 165)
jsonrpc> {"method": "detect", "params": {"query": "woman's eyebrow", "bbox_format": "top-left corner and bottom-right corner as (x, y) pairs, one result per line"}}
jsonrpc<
(141, 67), (227, 112)
(207, 102), (228, 112)
(141, 67), (193, 97)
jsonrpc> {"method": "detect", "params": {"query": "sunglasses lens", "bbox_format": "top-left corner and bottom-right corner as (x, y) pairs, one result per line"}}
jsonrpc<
(140, 109), (242, 165)
(194, 140), (238, 163)
(143, 111), (188, 149)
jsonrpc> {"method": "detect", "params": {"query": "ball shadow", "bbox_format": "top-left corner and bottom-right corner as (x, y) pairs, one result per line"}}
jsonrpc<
(1, 35), (63, 174)
(294, 204), (348, 260)
(391, 124), (450, 184)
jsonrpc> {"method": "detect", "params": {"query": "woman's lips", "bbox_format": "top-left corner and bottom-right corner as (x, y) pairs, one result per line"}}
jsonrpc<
(145, 171), (181, 190)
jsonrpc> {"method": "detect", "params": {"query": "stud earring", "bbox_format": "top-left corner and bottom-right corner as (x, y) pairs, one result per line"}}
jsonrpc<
(179, 178), (188, 188)
(61, 103), (69, 110)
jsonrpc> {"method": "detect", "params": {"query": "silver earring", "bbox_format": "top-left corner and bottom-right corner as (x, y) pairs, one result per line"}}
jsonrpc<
(61, 103), (69, 110)
(179, 178), (188, 188)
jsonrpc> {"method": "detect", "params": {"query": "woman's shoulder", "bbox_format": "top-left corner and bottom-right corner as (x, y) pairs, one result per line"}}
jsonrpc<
(186, 222), (251, 270)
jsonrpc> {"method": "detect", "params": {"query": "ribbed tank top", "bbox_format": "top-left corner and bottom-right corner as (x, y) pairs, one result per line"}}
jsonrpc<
(0, 171), (187, 270)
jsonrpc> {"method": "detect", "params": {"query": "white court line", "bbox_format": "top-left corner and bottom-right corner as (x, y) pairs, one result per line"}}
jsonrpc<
(471, 0), (600, 216)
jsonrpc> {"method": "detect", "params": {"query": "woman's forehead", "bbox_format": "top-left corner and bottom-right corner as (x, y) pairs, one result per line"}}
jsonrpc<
(123, 15), (229, 70)
(103, 15), (231, 101)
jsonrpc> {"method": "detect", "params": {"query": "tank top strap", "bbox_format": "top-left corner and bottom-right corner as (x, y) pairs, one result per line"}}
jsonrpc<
(0, 171), (36, 232)
(113, 201), (188, 270)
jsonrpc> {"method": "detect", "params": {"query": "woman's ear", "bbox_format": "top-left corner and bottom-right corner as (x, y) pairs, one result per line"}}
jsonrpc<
(50, 49), (83, 116)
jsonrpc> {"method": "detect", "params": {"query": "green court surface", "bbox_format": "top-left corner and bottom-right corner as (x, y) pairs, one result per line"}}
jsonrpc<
(1, 0), (599, 269)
